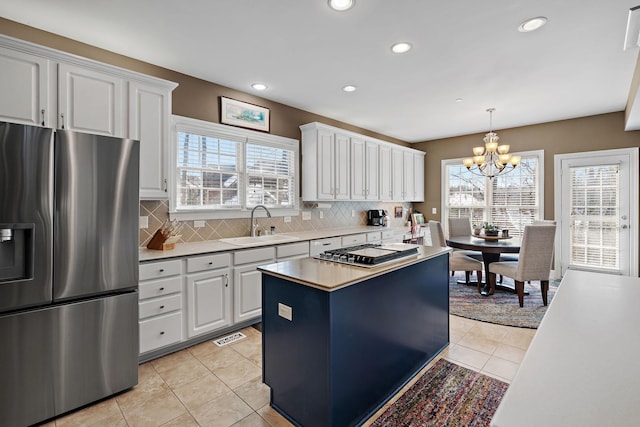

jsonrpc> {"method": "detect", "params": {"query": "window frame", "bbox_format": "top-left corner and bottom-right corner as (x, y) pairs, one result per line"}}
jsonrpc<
(169, 115), (299, 221)
(440, 149), (544, 237)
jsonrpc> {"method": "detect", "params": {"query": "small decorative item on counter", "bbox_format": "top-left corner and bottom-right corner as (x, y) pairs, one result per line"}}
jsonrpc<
(147, 219), (183, 250)
(482, 222), (499, 236)
(473, 224), (482, 236)
(502, 229), (509, 237)
(270, 226), (276, 235)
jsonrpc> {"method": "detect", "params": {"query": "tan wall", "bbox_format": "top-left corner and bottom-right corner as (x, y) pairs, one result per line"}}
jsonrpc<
(412, 112), (640, 222)
(0, 18), (409, 146)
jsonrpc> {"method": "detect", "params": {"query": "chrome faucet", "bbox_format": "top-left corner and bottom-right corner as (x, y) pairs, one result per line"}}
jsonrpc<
(250, 205), (272, 236)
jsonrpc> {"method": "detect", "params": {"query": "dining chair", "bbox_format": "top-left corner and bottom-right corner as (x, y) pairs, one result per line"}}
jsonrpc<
(429, 221), (483, 285)
(487, 224), (556, 307)
(447, 217), (483, 260)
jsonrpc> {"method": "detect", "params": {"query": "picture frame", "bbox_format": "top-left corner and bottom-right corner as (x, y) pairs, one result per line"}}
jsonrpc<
(220, 96), (270, 132)
(394, 206), (403, 218)
(412, 213), (425, 225)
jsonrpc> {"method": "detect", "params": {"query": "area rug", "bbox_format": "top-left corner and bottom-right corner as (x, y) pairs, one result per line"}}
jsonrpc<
(370, 359), (508, 427)
(449, 274), (559, 329)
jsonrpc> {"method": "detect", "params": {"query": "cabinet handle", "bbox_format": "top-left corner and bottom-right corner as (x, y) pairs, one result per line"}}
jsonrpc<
(159, 268), (165, 273)
(163, 178), (168, 192)
(224, 273), (228, 287)
(41, 109), (45, 127)
(159, 305), (165, 309)
(208, 261), (213, 265)
(159, 287), (165, 291)
(60, 113), (65, 129)
(160, 331), (165, 335)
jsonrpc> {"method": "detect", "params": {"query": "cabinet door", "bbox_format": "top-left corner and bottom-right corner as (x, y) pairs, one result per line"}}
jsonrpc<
(186, 268), (231, 338)
(414, 153), (425, 202)
(233, 263), (267, 323)
(58, 63), (125, 136)
(365, 141), (379, 200)
(379, 145), (393, 201)
(334, 133), (351, 200)
(316, 128), (335, 200)
(403, 150), (415, 201)
(392, 149), (404, 201)
(350, 137), (366, 200)
(130, 81), (171, 199)
(0, 48), (52, 127)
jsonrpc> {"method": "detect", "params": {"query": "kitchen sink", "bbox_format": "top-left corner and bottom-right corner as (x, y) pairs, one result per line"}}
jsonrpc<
(219, 235), (300, 246)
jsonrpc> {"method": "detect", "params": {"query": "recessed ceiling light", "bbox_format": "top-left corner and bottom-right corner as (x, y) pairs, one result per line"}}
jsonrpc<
(455, 98), (463, 103)
(328, 0), (355, 12)
(518, 16), (548, 32)
(391, 42), (412, 54)
(251, 83), (267, 91)
(342, 85), (357, 92)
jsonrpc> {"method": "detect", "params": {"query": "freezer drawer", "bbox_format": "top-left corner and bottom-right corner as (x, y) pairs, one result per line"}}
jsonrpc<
(0, 292), (139, 426)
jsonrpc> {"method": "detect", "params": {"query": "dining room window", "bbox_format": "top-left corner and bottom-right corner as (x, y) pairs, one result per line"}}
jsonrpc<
(442, 150), (544, 237)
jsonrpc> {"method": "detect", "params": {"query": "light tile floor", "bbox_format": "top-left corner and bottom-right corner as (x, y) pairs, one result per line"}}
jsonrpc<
(40, 316), (536, 427)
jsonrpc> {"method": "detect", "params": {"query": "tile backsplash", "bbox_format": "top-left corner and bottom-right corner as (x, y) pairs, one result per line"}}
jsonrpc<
(139, 200), (413, 247)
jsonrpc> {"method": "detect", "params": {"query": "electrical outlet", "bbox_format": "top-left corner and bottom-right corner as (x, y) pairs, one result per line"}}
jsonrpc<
(302, 211), (311, 221)
(284, 216), (292, 223)
(194, 220), (205, 228)
(278, 303), (292, 321)
(351, 210), (355, 217)
(319, 211), (324, 219)
(432, 207), (437, 215)
(139, 216), (148, 229)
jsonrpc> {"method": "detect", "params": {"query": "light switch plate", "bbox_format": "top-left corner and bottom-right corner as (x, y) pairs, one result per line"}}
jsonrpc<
(432, 207), (437, 214)
(278, 303), (292, 321)
(302, 211), (311, 221)
(139, 216), (148, 229)
(284, 216), (292, 223)
(319, 211), (324, 219)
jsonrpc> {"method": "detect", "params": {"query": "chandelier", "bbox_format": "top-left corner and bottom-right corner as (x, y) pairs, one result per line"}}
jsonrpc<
(463, 108), (521, 179)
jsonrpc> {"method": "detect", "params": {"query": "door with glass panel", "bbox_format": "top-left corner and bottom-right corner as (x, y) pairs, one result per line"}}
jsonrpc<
(557, 148), (638, 276)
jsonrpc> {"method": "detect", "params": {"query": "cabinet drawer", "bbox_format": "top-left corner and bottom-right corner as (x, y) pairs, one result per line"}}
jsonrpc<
(139, 294), (182, 320)
(381, 229), (396, 240)
(139, 312), (182, 354)
(139, 276), (182, 300)
(366, 232), (382, 242)
(139, 259), (182, 281)
(342, 233), (366, 247)
(187, 253), (231, 273)
(234, 247), (275, 265)
(277, 241), (309, 259)
(309, 237), (342, 257)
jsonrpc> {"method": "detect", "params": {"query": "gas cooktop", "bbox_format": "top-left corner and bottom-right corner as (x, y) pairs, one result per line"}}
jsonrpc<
(314, 243), (420, 267)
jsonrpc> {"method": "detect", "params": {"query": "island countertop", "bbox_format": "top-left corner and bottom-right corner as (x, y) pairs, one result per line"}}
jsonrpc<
(258, 245), (450, 291)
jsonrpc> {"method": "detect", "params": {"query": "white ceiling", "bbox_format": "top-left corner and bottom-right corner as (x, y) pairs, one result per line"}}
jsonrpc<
(1, 0), (639, 142)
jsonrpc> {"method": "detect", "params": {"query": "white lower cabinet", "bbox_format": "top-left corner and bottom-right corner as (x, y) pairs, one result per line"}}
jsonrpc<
(138, 259), (184, 354)
(185, 253), (231, 338)
(233, 247), (275, 324)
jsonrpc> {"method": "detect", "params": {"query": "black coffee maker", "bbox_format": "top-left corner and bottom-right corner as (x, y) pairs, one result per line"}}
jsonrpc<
(367, 209), (387, 226)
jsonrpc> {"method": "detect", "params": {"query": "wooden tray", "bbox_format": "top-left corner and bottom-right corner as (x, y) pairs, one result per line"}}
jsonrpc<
(472, 234), (512, 241)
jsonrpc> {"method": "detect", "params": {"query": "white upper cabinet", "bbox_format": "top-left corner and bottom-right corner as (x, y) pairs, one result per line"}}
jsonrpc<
(351, 137), (379, 200)
(0, 36), (178, 199)
(302, 124), (350, 200)
(58, 63), (125, 136)
(129, 81), (174, 199)
(301, 122), (424, 201)
(0, 47), (53, 127)
(379, 144), (393, 201)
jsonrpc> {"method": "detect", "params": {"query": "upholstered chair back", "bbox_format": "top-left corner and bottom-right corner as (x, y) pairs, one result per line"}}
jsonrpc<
(448, 217), (472, 237)
(515, 225), (556, 281)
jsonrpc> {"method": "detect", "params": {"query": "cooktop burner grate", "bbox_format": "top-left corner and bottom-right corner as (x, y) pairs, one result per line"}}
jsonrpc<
(313, 243), (419, 267)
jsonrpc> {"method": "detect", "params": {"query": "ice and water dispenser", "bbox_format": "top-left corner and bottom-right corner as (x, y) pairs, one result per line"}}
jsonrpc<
(0, 223), (34, 282)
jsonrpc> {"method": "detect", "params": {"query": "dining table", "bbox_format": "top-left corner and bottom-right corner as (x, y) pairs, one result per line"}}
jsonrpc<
(445, 235), (522, 296)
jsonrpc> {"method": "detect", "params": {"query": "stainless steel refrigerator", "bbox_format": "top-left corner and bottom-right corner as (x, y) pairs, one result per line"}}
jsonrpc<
(0, 121), (139, 426)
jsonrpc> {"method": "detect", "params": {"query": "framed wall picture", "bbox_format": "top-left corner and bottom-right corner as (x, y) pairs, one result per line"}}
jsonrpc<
(220, 96), (270, 132)
(412, 213), (425, 225)
(394, 206), (403, 218)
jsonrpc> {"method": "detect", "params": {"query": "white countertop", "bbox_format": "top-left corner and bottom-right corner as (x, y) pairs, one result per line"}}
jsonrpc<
(139, 226), (409, 262)
(257, 245), (450, 291)
(491, 269), (640, 427)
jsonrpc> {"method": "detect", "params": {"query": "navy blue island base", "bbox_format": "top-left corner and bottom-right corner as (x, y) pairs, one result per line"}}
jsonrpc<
(261, 252), (449, 427)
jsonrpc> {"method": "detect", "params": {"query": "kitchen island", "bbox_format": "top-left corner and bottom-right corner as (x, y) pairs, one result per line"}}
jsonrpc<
(258, 245), (451, 427)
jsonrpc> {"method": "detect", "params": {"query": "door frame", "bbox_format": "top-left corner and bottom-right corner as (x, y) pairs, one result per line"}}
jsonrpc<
(554, 147), (639, 278)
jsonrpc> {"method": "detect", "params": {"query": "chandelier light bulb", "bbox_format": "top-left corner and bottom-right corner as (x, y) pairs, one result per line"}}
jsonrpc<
(463, 158), (474, 168)
(472, 146), (485, 156)
(497, 144), (510, 154)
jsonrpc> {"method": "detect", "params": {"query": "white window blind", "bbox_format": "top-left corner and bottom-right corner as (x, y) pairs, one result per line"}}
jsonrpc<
(443, 151), (543, 236)
(569, 164), (619, 270)
(246, 142), (295, 208)
(176, 132), (240, 209)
